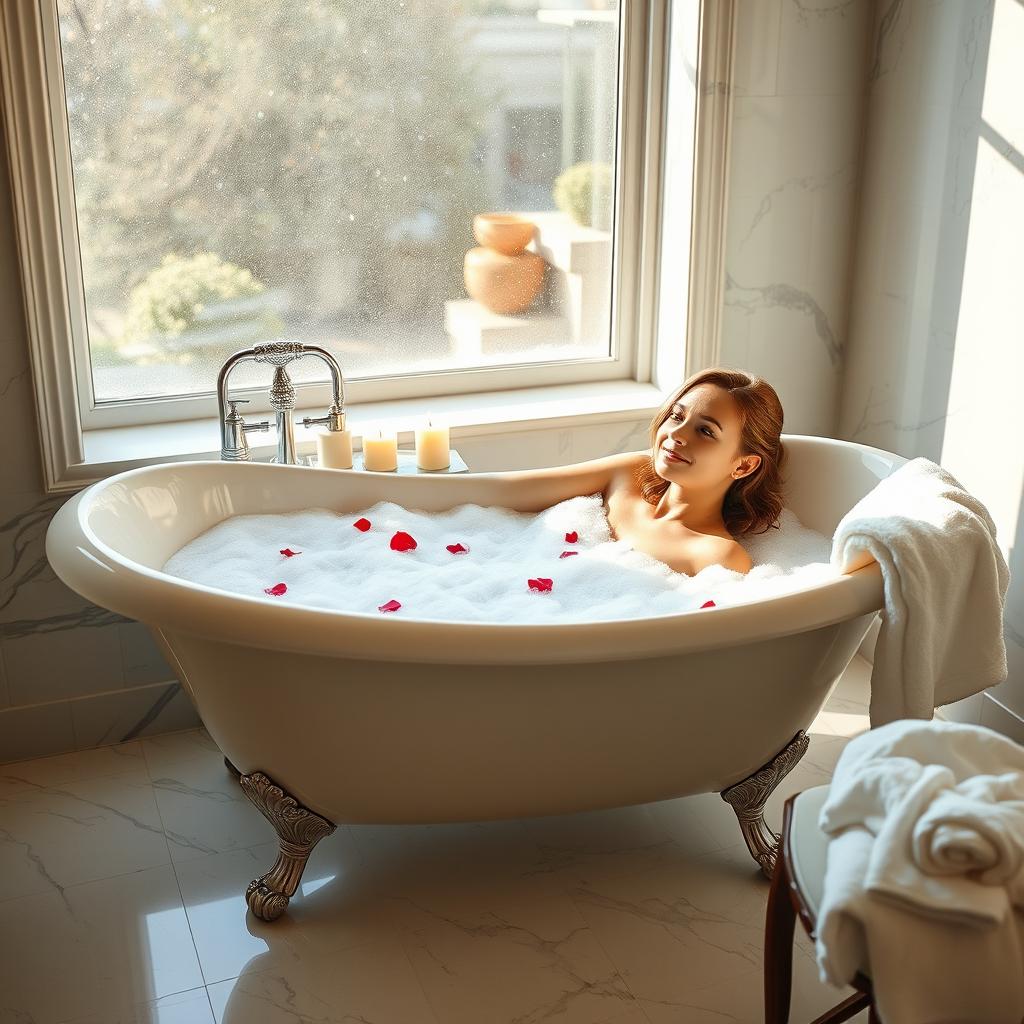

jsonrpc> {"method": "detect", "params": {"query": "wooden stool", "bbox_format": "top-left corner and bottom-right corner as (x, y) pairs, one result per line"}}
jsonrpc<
(765, 785), (880, 1024)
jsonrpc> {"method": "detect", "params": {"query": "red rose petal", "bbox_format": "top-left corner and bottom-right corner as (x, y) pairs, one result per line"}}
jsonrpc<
(564, 531), (578, 544)
(353, 518), (371, 532)
(390, 531), (418, 552)
(378, 599), (402, 613)
(264, 582), (287, 597)
(279, 548), (301, 558)
(446, 543), (469, 554)
(700, 600), (716, 609)
(528, 577), (554, 593)
(559, 551), (578, 559)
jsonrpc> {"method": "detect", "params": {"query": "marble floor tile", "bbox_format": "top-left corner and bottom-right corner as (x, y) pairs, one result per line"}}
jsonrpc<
(173, 829), (396, 986)
(562, 840), (778, 1003)
(61, 985), (216, 1024)
(823, 656), (872, 709)
(0, 739), (145, 800)
(637, 953), (867, 1024)
(379, 867), (639, 1024)
(520, 800), (722, 889)
(148, 752), (275, 863)
(205, 939), (440, 1024)
(812, 704), (871, 738)
(140, 727), (223, 776)
(0, 655), (880, 1024)
(642, 794), (734, 858)
(350, 816), (541, 887)
(0, 769), (172, 903)
(0, 863), (204, 1024)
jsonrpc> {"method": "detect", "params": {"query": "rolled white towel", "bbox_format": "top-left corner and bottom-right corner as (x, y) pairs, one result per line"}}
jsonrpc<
(927, 822), (1001, 872)
(816, 826), (1024, 1023)
(819, 726), (1024, 928)
(912, 772), (1024, 886)
(860, 763), (1012, 929)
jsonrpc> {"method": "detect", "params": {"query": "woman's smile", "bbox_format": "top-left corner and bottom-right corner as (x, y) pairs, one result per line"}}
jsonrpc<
(660, 445), (690, 465)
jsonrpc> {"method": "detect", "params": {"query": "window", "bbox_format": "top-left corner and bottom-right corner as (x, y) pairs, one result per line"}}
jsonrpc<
(2, 1), (726, 490)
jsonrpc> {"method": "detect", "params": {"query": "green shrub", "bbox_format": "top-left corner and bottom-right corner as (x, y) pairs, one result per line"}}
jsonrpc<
(119, 253), (282, 363)
(553, 162), (613, 231)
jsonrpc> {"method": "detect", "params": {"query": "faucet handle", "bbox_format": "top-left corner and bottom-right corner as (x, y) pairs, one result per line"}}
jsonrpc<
(221, 397), (269, 462)
(226, 398), (268, 431)
(302, 405), (346, 432)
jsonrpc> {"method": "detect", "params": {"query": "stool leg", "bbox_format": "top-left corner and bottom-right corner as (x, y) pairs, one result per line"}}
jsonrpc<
(764, 854), (797, 1023)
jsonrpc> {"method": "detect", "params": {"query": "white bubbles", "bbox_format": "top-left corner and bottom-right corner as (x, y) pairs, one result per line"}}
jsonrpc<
(163, 497), (835, 624)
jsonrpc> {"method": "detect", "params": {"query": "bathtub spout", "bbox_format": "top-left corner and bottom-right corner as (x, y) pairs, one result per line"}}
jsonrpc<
(238, 770), (337, 922)
(720, 731), (809, 878)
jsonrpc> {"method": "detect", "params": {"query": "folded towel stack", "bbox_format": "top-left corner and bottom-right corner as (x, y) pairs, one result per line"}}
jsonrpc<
(815, 719), (1024, 1024)
(830, 456), (1010, 728)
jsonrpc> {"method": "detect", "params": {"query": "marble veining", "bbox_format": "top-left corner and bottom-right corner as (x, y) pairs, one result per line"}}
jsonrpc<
(0, 494), (130, 642)
(738, 166), (853, 248)
(1, 497), (68, 620)
(724, 272), (842, 368)
(868, 0), (907, 82)
(0, 366), (27, 400)
(116, 684), (184, 741)
(790, 0), (862, 23)
(846, 383), (955, 445)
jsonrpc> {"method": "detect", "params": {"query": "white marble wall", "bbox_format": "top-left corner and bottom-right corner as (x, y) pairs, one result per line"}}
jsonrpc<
(720, 0), (873, 437)
(837, 0), (1024, 738)
(0, 0), (882, 762)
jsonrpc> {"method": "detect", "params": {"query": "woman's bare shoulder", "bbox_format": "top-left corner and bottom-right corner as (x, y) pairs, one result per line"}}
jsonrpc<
(603, 450), (649, 491)
(689, 535), (753, 575)
(608, 449), (649, 477)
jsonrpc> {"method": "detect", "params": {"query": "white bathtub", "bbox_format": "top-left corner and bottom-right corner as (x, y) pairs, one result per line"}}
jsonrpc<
(46, 434), (901, 920)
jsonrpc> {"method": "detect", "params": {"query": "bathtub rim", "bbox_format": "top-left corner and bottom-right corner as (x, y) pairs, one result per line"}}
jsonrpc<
(46, 458), (888, 665)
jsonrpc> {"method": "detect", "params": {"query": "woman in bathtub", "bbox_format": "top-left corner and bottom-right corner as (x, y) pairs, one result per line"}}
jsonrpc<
(496, 367), (786, 576)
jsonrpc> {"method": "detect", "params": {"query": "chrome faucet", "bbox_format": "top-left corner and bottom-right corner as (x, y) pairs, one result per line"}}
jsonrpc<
(216, 342), (347, 464)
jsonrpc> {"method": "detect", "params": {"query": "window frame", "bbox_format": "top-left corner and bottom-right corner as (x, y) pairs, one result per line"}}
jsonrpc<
(0, 0), (736, 493)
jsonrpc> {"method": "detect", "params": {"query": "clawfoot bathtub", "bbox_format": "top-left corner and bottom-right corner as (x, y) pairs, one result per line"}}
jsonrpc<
(46, 434), (900, 921)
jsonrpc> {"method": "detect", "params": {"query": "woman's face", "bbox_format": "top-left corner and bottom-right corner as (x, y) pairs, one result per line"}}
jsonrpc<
(653, 383), (761, 488)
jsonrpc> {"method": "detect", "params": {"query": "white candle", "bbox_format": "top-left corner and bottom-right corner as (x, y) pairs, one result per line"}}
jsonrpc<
(362, 429), (398, 472)
(316, 428), (353, 470)
(415, 417), (450, 471)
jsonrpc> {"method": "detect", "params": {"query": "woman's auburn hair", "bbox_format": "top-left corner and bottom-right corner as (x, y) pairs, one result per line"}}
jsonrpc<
(635, 367), (787, 538)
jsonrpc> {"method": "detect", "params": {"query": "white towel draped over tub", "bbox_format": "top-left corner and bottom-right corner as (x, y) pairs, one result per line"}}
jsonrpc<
(815, 719), (1024, 1024)
(830, 456), (1010, 728)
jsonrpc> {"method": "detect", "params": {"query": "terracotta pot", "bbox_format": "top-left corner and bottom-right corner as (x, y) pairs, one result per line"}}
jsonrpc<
(472, 213), (535, 256)
(464, 213), (545, 315)
(464, 246), (545, 315)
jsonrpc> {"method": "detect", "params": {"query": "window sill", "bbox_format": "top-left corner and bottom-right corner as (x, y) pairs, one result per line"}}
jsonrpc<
(79, 379), (667, 484)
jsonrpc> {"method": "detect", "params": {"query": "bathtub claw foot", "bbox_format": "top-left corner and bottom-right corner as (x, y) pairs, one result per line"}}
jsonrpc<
(720, 730), (809, 879)
(238, 771), (337, 922)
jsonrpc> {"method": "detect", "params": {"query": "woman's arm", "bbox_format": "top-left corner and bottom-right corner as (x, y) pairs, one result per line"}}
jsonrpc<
(482, 451), (646, 513)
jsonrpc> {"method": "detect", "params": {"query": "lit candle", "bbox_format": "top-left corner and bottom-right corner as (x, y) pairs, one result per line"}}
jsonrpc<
(316, 428), (353, 470)
(415, 416), (450, 471)
(362, 429), (398, 472)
